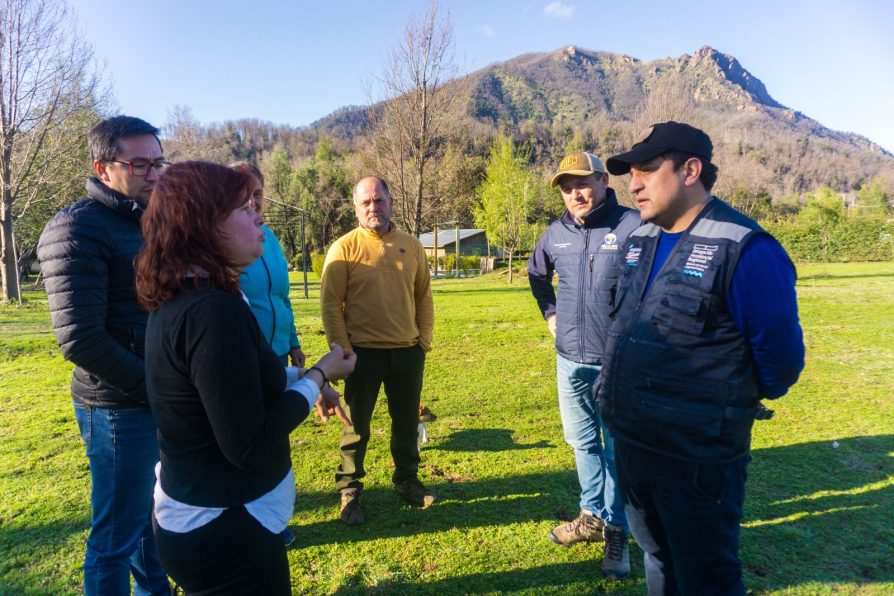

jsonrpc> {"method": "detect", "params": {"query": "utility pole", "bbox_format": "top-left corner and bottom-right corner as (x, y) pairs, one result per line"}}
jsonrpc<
(265, 197), (310, 299)
(455, 222), (461, 277)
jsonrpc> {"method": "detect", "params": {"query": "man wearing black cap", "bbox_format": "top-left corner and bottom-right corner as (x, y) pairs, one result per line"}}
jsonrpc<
(528, 151), (640, 578)
(598, 122), (805, 594)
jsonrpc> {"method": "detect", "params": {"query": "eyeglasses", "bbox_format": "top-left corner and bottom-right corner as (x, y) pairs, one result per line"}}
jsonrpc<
(110, 159), (170, 176)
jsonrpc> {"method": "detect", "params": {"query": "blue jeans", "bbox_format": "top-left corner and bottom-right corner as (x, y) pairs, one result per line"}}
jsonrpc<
(616, 440), (748, 596)
(556, 354), (626, 528)
(73, 403), (170, 595)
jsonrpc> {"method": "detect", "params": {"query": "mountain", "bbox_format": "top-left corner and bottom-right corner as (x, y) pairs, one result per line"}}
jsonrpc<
(312, 45), (894, 199)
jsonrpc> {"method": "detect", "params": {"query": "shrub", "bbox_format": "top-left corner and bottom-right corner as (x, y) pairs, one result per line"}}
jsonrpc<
(765, 218), (894, 262)
(443, 254), (480, 273)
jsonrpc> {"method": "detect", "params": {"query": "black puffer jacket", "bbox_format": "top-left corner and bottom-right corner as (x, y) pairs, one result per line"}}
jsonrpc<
(37, 178), (149, 408)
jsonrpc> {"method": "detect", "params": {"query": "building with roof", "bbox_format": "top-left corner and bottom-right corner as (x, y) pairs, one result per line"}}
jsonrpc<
(417, 228), (502, 259)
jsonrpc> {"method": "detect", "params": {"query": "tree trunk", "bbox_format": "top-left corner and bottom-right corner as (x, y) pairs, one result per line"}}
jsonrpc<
(507, 250), (513, 284)
(1, 187), (22, 302)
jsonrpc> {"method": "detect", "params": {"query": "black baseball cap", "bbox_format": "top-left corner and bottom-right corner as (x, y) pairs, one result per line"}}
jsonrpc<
(606, 121), (713, 175)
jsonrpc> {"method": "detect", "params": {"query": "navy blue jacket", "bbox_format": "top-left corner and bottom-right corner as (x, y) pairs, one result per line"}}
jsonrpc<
(37, 178), (149, 408)
(598, 199), (803, 463)
(528, 189), (640, 364)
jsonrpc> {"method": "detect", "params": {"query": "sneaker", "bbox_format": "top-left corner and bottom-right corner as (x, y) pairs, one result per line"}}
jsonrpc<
(282, 526), (296, 547)
(394, 479), (437, 507)
(340, 489), (365, 525)
(548, 511), (605, 546)
(602, 523), (630, 579)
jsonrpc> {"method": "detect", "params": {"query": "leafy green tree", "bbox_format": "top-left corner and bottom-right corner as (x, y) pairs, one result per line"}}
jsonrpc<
(799, 187), (845, 227)
(261, 145), (299, 259)
(291, 137), (352, 253)
(854, 179), (892, 221)
(473, 132), (539, 283)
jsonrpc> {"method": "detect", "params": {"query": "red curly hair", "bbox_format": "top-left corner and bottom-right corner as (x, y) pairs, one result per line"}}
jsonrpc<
(136, 161), (253, 311)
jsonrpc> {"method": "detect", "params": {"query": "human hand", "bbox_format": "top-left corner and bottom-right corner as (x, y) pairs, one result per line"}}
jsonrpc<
(314, 383), (352, 426)
(547, 315), (557, 338)
(289, 348), (306, 368)
(313, 344), (357, 383)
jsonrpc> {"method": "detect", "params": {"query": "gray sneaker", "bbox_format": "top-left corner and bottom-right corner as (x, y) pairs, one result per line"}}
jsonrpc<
(602, 523), (630, 579)
(339, 489), (365, 525)
(549, 511), (605, 546)
(394, 479), (437, 507)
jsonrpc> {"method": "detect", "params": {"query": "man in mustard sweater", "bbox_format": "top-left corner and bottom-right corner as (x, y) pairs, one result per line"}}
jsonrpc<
(321, 176), (435, 525)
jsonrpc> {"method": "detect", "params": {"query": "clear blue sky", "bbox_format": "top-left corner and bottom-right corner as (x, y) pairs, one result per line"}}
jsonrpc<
(72, 0), (894, 152)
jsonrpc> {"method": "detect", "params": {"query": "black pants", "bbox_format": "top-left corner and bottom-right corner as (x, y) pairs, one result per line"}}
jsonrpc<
(616, 440), (749, 596)
(152, 506), (289, 595)
(335, 345), (425, 491)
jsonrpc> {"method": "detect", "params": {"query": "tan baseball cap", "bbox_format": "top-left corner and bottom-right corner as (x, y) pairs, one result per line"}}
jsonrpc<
(549, 151), (606, 187)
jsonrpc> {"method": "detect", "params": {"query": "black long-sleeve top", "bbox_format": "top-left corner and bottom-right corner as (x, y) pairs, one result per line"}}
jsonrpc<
(145, 282), (310, 507)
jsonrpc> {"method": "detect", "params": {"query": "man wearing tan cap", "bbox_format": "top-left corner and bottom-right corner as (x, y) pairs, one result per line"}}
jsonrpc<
(528, 151), (640, 578)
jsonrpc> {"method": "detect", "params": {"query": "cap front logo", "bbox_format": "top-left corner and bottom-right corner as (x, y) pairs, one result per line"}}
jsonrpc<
(560, 155), (580, 170)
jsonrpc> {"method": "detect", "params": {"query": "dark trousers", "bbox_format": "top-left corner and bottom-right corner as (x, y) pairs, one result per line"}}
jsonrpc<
(153, 506), (289, 595)
(616, 440), (749, 596)
(335, 345), (425, 491)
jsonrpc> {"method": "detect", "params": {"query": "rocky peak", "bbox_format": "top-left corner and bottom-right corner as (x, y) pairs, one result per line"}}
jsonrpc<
(687, 45), (783, 109)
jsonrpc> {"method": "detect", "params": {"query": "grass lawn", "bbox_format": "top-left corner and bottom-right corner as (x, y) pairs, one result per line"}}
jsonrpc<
(1, 262), (892, 594)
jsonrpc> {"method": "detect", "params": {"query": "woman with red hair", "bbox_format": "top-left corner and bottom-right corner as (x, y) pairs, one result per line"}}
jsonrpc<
(136, 161), (355, 594)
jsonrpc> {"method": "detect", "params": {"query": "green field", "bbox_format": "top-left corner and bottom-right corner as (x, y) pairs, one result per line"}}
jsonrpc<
(1, 262), (892, 594)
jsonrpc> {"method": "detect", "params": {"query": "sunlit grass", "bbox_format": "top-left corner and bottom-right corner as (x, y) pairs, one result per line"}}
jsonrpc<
(1, 263), (892, 594)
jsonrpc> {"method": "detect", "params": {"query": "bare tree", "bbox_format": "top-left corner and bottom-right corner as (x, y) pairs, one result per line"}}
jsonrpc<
(362, 2), (467, 237)
(0, 0), (104, 301)
(631, 76), (699, 141)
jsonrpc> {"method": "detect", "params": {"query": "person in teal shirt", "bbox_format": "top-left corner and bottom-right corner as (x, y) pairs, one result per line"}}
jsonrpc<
(231, 162), (305, 368)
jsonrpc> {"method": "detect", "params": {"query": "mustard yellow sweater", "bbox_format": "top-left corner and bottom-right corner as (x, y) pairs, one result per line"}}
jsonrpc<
(321, 226), (434, 352)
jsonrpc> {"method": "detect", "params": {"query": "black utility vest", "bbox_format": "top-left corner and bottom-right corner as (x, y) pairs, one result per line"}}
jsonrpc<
(600, 199), (767, 464)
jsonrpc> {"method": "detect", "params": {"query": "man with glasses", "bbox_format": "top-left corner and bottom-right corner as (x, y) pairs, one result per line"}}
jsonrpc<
(38, 116), (171, 595)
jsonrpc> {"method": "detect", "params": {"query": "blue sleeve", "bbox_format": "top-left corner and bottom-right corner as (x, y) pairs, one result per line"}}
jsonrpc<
(527, 229), (557, 319)
(265, 227), (300, 350)
(727, 234), (805, 398)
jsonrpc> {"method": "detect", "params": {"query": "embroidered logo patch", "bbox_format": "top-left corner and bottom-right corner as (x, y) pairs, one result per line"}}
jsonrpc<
(600, 233), (619, 250)
(625, 244), (641, 267)
(553, 242), (572, 249)
(682, 244), (719, 277)
(559, 154), (580, 169)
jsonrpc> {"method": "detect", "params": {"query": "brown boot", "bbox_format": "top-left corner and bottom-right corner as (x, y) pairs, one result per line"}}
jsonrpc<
(394, 479), (437, 507)
(339, 489), (365, 525)
(548, 511), (605, 546)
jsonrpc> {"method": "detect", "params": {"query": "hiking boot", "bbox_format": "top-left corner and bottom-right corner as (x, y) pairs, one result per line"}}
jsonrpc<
(394, 479), (437, 507)
(602, 523), (630, 579)
(548, 511), (605, 546)
(339, 489), (365, 525)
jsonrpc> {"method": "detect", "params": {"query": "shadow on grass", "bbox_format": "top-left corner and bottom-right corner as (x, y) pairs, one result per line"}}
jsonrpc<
(0, 518), (88, 591)
(294, 435), (893, 592)
(434, 428), (552, 451)
(431, 285), (532, 295)
(743, 434), (894, 590)
(331, 560), (638, 595)
(292, 469), (579, 549)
